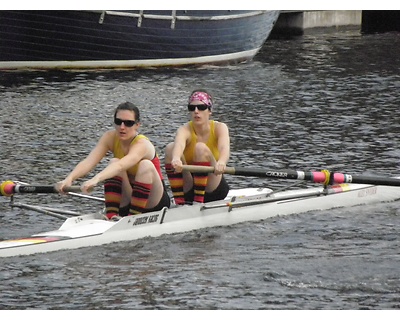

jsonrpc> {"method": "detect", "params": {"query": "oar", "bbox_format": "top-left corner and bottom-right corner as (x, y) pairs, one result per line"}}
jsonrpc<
(0, 180), (81, 197)
(10, 181), (104, 202)
(10, 202), (71, 220)
(182, 165), (400, 187)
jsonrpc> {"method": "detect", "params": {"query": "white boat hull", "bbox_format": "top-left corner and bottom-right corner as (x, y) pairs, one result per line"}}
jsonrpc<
(1, 183), (399, 257)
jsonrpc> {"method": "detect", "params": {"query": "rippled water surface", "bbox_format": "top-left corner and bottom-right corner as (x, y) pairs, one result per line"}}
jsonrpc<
(0, 31), (400, 310)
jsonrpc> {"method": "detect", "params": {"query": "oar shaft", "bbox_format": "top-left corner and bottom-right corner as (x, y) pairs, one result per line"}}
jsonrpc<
(348, 175), (400, 187)
(182, 165), (400, 187)
(182, 165), (305, 178)
(0, 181), (82, 196)
(13, 185), (81, 194)
(182, 165), (300, 178)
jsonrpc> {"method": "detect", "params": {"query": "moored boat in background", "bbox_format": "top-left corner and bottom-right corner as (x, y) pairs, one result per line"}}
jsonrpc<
(0, 10), (280, 71)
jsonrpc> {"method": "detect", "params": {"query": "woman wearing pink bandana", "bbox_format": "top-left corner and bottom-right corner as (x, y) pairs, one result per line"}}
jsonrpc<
(165, 89), (230, 205)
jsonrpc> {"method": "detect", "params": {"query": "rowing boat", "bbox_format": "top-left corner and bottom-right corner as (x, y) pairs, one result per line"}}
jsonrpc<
(1, 171), (400, 258)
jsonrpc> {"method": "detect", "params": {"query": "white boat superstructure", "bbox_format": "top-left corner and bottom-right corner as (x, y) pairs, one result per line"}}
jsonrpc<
(1, 181), (400, 258)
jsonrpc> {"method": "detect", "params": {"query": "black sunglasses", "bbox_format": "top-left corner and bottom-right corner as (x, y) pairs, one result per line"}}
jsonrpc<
(114, 118), (136, 127)
(188, 104), (209, 112)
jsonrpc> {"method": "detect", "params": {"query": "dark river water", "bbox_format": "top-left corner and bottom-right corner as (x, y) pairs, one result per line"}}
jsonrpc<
(0, 30), (400, 310)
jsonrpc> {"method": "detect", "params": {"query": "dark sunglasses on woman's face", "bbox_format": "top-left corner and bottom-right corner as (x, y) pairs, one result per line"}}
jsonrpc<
(114, 118), (136, 127)
(188, 104), (209, 112)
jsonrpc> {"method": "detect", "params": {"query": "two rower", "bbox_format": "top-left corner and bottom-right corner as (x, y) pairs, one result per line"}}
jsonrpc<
(58, 90), (231, 219)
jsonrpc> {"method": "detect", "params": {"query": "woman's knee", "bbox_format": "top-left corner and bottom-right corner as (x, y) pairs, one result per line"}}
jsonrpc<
(136, 160), (161, 182)
(136, 159), (155, 173)
(194, 142), (212, 160)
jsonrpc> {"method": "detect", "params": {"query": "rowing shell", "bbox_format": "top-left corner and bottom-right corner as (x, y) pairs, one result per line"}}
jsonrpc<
(1, 182), (400, 257)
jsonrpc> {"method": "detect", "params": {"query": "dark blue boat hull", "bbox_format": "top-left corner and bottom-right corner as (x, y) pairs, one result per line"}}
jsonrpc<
(0, 10), (280, 70)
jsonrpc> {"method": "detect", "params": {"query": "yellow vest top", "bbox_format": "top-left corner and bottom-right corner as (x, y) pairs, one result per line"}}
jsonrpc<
(183, 120), (220, 164)
(113, 134), (163, 178)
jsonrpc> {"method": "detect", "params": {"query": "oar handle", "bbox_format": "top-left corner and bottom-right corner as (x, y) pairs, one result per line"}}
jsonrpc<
(0, 181), (82, 197)
(182, 165), (238, 175)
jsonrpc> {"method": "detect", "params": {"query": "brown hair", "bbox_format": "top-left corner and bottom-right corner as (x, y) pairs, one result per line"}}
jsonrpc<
(114, 102), (140, 121)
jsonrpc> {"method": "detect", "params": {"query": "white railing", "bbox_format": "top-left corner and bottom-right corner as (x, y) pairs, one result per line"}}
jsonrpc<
(94, 10), (267, 29)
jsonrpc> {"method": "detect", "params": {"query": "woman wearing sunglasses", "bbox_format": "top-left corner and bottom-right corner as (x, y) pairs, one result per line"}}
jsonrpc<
(165, 89), (230, 205)
(58, 101), (170, 219)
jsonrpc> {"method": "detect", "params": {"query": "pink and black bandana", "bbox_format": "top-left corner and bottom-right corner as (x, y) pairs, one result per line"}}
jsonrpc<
(188, 91), (213, 108)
